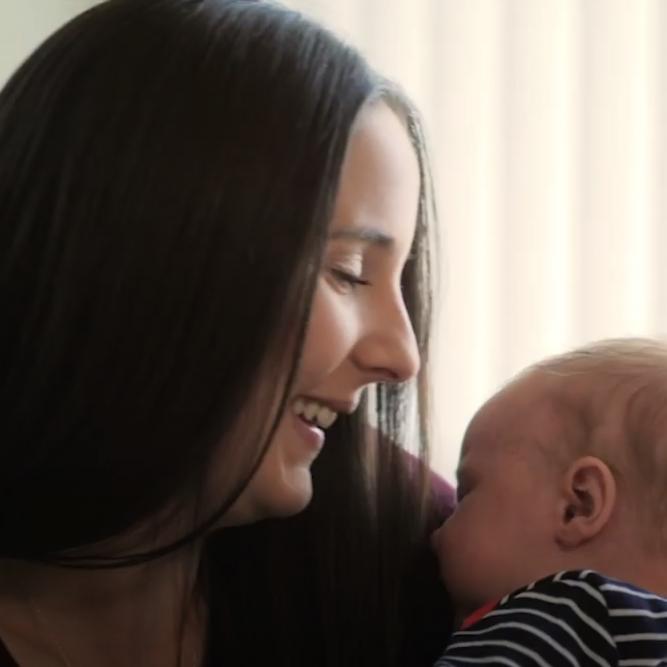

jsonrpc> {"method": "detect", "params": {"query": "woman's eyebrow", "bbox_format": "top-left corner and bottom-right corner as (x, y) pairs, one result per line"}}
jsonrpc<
(328, 227), (394, 247)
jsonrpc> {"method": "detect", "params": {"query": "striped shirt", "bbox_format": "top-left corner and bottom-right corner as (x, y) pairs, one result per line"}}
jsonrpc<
(434, 570), (667, 666)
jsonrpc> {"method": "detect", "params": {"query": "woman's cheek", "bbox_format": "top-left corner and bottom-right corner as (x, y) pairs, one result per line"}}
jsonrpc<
(299, 283), (358, 379)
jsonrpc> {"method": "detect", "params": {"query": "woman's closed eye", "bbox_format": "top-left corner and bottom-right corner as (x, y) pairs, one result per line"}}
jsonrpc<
(330, 267), (371, 289)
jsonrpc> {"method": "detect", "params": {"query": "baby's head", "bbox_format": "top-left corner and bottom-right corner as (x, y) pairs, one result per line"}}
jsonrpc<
(433, 338), (667, 615)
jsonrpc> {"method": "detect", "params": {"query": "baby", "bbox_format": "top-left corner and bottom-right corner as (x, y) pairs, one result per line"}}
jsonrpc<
(431, 338), (667, 666)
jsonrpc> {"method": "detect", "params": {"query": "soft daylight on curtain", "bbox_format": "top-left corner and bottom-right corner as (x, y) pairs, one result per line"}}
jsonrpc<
(284, 0), (667, 480)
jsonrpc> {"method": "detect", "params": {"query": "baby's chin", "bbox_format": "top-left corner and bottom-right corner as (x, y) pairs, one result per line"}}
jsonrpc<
(453, 599), (482, 622)
(444, 584), (496, 623)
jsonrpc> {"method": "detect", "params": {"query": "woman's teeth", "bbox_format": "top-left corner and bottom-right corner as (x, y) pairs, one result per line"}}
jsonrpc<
(293, 398), (338, 429)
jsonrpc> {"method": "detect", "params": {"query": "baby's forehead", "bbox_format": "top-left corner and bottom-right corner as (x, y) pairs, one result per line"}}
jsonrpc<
(462, 353), (667, 483)
(472, 367), (667, 458)
(461, 371), (584, 458)
(475, 372), (564, 429)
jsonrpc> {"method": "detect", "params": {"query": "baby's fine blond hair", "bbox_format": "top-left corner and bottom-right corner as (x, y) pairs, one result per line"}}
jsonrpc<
(527, 338), (667, 549)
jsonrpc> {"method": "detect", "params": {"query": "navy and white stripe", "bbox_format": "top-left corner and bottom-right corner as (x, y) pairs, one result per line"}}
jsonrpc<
(434, 570), (667, 666)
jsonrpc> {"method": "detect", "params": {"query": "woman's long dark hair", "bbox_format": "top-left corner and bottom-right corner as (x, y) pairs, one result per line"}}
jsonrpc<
(0, 0), (452, 663)
(205, 89), (452, 666)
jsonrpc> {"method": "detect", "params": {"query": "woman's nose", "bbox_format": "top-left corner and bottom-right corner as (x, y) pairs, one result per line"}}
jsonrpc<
(352, 300), (421, 383)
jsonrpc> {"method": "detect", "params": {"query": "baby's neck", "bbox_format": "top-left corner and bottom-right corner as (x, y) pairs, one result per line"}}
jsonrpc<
(554, 535), (667, 598)
(588, 555), (667, 597)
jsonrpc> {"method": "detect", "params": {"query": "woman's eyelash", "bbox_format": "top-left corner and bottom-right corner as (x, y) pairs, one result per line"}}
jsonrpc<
(330, 268), (371, 287)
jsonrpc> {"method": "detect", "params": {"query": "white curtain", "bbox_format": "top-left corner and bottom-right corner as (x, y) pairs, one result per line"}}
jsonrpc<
(285, 0), (667, 480)
(0, 1), (94, 86)
(2, 1), (666, 480)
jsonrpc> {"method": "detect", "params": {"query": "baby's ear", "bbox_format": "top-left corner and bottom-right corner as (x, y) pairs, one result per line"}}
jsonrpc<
(555, 456), (616, 549)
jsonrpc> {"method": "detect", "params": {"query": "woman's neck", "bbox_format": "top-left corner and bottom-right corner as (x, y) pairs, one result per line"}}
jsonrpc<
(0, 544), (206, 667)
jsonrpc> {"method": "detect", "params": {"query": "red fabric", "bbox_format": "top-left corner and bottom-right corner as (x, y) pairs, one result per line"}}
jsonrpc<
(461, 599), (500, 630)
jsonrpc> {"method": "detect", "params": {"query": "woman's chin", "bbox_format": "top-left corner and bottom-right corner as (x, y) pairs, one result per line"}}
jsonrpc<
(258, 470), (315, 518)
(218, 469), (314, 527)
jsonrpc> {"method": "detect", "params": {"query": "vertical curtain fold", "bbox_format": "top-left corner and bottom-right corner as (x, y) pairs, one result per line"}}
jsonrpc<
(286, 0), (666, 479)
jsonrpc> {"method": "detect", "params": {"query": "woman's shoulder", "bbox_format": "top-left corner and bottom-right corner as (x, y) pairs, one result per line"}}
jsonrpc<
(427, 465), (456, 519)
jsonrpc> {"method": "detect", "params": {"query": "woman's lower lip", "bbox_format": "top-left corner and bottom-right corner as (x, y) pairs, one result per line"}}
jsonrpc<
(291, 412), (325, 450)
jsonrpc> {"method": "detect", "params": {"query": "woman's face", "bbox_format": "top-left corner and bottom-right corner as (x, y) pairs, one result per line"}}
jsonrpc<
(223, 101), (422, 525)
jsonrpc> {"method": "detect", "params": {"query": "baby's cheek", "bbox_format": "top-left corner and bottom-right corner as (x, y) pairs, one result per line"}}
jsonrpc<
(440, 512), (487, 577)
(431, 518), (461, 576)
(430, 523), (448, 573)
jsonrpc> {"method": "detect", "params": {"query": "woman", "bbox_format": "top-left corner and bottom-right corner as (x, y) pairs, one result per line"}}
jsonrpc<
(0, 0), (454, 665)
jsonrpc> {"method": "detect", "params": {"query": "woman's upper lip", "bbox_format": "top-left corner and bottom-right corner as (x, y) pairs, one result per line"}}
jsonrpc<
(298, 395), (359, 415)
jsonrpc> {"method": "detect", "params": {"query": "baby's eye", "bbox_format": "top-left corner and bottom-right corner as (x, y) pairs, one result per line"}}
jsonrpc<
(456, 485), (469, 503)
